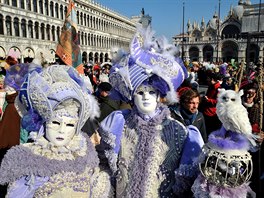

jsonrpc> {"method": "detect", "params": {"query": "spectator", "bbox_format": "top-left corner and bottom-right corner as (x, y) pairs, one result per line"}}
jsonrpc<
(99, 63), (111, 83)
(199, 72), (222, 135)
(241, 81), (264, 196)
(221, 76), (236, 90)
(95, 82), (121, 122)
(170, 87), (207, 142)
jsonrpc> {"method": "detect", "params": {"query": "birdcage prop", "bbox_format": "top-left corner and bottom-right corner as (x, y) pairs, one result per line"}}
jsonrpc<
(199, 143), (253, 187)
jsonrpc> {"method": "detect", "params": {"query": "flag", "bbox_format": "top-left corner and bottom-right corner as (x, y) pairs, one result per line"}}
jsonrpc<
(56, 0), (83, 74)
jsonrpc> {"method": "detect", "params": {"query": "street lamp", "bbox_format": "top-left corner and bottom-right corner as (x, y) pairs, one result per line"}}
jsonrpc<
(216, 0), (221, 63)
(181, 1), (185, 60)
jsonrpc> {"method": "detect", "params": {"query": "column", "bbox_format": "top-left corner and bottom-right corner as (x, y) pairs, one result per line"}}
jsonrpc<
(3, 16), (6, 35)
(199, 49), (203, 62)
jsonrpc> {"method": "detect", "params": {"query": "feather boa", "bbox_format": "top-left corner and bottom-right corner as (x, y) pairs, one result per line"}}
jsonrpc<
(208, 126), (250, 151)
(125, 105), (170, 197)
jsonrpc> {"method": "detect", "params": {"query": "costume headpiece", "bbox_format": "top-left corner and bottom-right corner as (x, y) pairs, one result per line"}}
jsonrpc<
(16, 65), (99, 134)
(109, 26), (187, 104)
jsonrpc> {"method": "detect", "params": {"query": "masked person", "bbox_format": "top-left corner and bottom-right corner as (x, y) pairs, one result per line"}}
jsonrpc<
(98, 27), (204, 198)
(0, 65), (110, 198)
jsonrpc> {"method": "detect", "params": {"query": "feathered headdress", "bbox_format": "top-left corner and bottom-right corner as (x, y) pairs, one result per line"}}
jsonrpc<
(16, 65), (100, 133)
(109, 26), (187, 104)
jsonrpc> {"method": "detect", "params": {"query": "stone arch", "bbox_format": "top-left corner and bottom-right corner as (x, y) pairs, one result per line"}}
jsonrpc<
(203, 44), (214, 62)
(189, 46), (199, 61)
(82, 51), (88, 64)
(100, 52), (104, 63)
(94, 52), (99, 63)
(246, 43), (260, 64)
(89, 52), (93, 62)
(222, 40), (239, 63)
(23, 47), (35, 63)
(105, 53), (109, 62)
(0, 46), (6, 59)
(221, 24), (240, 40)
(8, 46), (21, 62)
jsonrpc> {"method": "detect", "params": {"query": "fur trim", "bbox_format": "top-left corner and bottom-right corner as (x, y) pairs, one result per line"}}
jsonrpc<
(208, 126), (250, 151)
(0, 133), (99, 184)
(125, 105), (171, 197)
(192, 174), (256, 198)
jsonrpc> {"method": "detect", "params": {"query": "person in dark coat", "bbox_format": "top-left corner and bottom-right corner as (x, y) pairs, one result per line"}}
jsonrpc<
(95, 82), (121, 122)
(199, 72), (222, 135)
(170, 87), (207, 142)
(241, 81), (264, 197)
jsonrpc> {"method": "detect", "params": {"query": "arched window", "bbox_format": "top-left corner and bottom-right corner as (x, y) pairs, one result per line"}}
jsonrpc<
(77, 11), (79, 24)
(60, 5), (63, 19)
(0, 14), (3, 35)
(14, 17), (19, 36)
(46, 24), (50, 40)
(4, 0), (10, 5)
(20, 0), (25, 9)
(39, 0), (43, 14)
(81, 32), (84, 45)
(64, 6), (67, 18)
(56, 26), (60, 41)
(80, 12), (83, 26)
(35, 22), (39, 39)
(6, 16), (12, 36)
(12, 0), (17, 7)
(45, 0), (49, 16)
(33, 0), (37, 12)
(28, 20), (33, 38)
(21, 19), (27, 37)
(41, 23), (45, 40)
(84, 14), (86, 26)
(52, 25), (55, 41)
(27, 0), (31, 11)
(50, 2), (54, 17)
(55, 3), (59, 18)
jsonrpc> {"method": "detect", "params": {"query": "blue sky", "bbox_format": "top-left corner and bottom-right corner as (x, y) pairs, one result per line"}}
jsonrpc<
(96, 0), (260, 41)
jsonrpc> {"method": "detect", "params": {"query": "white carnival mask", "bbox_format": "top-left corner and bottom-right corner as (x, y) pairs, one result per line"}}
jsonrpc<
(46, 115), (79, 147)
(133, 84), (159, 115)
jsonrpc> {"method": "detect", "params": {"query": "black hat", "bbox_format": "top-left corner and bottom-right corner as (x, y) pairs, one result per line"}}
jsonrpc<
(98, 82), (112, 92)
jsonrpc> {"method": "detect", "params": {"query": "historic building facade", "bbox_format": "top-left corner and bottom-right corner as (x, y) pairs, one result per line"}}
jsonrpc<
(173, 0), (264, 64)
(0, 0), (137, 64)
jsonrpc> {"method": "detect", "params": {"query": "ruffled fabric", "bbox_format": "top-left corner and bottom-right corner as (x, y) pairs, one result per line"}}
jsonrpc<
(0, 133), (99, 184)
(24, 133), (87, 160)
(192, 174), (256, 198)
(125, 105), (170, 197)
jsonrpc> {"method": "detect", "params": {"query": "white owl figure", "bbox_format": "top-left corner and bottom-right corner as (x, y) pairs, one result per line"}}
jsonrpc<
(216, 89), (253, 140)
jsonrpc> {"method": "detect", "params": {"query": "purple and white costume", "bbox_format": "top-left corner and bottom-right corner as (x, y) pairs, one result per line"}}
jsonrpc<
(98, 27), (204, 198)
(0, 65), (110, 198)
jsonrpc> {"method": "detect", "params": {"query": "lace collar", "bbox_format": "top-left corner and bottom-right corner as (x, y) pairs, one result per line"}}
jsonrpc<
(23, 133), (87, 161)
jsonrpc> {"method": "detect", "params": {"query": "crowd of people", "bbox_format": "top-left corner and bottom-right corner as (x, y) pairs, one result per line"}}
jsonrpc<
(0, 26), (263, 198)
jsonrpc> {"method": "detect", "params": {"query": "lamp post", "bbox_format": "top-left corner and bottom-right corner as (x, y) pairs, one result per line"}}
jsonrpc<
(181, 1), (185, 60)
(216, 0), (221, 63)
